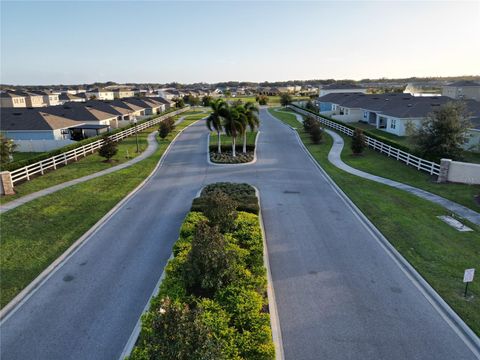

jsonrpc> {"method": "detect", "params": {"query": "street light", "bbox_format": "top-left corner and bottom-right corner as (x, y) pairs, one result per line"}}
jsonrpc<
(133, 115), (139, 153)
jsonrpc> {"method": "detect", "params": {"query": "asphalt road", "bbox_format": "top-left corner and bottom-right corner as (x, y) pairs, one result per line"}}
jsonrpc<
(1, 109), (477, 360)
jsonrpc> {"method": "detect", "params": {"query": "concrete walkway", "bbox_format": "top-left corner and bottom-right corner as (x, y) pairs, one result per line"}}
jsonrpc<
(325, 129), (480, 226)
(0, 115), (192, 214)
(280, 107), (480, 226)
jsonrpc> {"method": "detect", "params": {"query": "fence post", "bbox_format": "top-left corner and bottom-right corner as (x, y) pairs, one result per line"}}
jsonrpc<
(0, 171), (15, 195)
(437, 159), (451, 183)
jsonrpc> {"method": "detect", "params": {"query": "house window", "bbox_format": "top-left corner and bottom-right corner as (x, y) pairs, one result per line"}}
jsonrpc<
(364, 111), (367, 119)
(391, 119), (396, 129)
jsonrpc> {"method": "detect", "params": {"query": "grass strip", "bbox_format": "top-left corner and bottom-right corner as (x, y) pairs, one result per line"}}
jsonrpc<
(0, 118), (198, 308)
(269, 109), (480, 336)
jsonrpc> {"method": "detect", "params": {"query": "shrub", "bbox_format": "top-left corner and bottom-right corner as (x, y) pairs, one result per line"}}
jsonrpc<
(183, 221), (244, 298)
(130, 297), (234, 360)
(256, 95), (268, 105)
(158, 121), (171, 139)
(303, 116), (316, 133)
(310, 123), (323, 144)
(98, 135), (118, 161)
(202, 189), (238, 233)
(351, 128), (366, 154)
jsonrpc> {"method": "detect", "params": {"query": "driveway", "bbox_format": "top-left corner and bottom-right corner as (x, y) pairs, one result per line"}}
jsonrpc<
(1, 109), (477, 360)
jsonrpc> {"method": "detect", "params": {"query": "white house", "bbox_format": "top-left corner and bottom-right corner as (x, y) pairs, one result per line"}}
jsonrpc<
(442, 81), (480, 101)
(85, 88), (114, 101)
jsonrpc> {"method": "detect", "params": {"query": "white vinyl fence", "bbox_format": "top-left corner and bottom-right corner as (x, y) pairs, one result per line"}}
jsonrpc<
(9, 107), (189, 185)
(290, 105), (441, 176)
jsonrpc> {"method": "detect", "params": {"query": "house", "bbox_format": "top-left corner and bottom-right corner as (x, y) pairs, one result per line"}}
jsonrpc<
(30, 90), (61, 106)
(0, 91), (26, 108)
(81, 100), (136, 127)
(112, 88), (135, 98)
(122, 98), (164, 116)
(43, 102), (117, 134)
(442, 81), (480, 101)
(59, 93), (86, 105)
(156, 96), (175, 109)
(85, 88), (114, 101)
(0, 107), (80, 140)
(108, 98), (147, 118)
(318, 92), (480, 137)
(318, 83), (368, 97)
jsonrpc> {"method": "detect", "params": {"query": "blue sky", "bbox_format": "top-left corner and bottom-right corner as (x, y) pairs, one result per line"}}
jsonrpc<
(1, 0), (479, 85)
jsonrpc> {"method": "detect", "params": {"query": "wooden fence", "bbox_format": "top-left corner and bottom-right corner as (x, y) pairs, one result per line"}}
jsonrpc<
(289, 105), (441, 176)
(9, 108), (190, 185)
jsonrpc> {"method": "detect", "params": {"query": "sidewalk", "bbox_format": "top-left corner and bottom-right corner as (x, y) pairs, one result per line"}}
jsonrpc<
(325, 129), (480, 226)
(278, 108), (480, 226)
(0, 114), (202, 214)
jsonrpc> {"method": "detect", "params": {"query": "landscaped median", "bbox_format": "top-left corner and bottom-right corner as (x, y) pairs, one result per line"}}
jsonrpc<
(128, 183), (275, 360)
(0, 117), (199, 309)
(268, 108), (480, 336)
(209, 132), (258, 164)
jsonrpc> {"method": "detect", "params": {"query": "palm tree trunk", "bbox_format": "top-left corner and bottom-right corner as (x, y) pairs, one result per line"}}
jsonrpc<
(243, 131), (247, 153)
(232, 137), (236, 157)
(217, 130), (221, 154)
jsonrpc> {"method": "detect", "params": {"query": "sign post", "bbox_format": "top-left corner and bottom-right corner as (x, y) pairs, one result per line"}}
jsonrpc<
(463, 269), (475, 298)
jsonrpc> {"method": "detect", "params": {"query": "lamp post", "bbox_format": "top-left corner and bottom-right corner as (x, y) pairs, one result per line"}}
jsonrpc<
(133, 116), (139, 153)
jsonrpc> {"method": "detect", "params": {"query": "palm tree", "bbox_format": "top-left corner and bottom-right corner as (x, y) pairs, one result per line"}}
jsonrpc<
(222, 104), (244, 157)
(206, 99), (226, 154)
(241, 102), (259, 153)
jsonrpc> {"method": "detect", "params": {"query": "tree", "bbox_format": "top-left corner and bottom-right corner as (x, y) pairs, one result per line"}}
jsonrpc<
(221, 104), (244, 157)
(202, 95), (213, 107)
(202, 189), (238, 233)
(98, 135), (118, 162)
(240, 102), (259, 153)
(224, 90), (232, 97)
(411, 101), (471, 160)
(305, 100), (318, 112)
(206, 99), (227, 154)
(256, 95), (268, 105)
(159, 120), (171, 139)
(184, 221), (242, 297)
(310, 123), (323, 144)
(174, 97), (185, 108)
(351, 128), (366, 155)
(0, 133), (17, 164)
(303, 116), (316, 133)
(280, 93), (292, 107)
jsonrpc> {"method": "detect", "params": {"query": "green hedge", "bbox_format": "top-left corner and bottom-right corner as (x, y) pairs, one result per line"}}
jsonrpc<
(1, 108), (183, 172)
(290, 103), (414, 154)
(191, 182), (259, 215)
(129, 184), (274, 360)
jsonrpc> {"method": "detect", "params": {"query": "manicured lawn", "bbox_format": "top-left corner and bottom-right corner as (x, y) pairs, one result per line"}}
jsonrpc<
(0, 118), (199, 308)
(0, 126), (154, 205)
(12, 152), (45, 162)
(270, 110), (480, 335)
(279, 108), (480, 211)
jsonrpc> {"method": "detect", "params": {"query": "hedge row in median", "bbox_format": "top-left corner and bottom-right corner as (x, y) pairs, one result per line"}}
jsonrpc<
(129, 183), (274, 360)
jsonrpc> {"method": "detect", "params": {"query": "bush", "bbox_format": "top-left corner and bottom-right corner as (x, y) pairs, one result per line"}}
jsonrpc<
(192, 183), (259, 214)
(256, 95), (268, 105)
(183, 220), (244, 298)
(158, 121), (171, 139)
(303, 116), (317, 133)
(202, 189), (238, 232)
(98, 135), (118, 161)
(310, 123), (323, 144)
(130, 297), (235, 360)
(351, 128), (366, 154)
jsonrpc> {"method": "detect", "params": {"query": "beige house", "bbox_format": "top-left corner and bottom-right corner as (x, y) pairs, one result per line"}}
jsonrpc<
(0, 92), (26, 107)
(442, 81), (480, 101)
(31, 90), (60, 106)
(112, 88), (135, 98)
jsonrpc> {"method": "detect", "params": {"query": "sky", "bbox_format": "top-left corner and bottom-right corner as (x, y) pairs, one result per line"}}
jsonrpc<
(1, 0), (479, 85)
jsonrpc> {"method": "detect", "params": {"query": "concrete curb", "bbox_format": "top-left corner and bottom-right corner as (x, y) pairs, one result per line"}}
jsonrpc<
(284, 124), (480, 357)
(0, 120), (200, 323)
(206, 131), (259, 166)
(253, 186), (285, 360)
